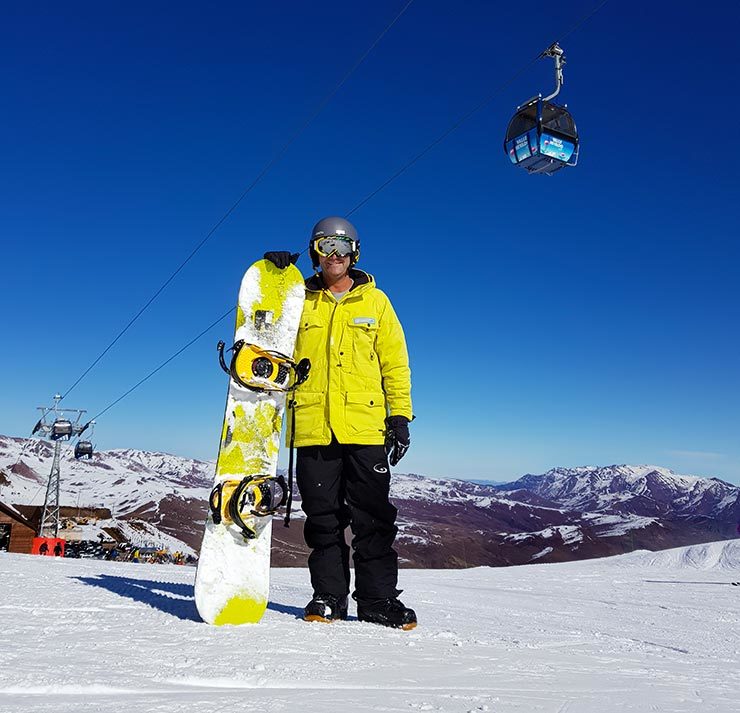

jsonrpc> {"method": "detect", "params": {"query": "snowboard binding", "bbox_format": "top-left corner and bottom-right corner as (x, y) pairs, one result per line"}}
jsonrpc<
(209, 475), (288, 540)
(217, 340), (310, 393)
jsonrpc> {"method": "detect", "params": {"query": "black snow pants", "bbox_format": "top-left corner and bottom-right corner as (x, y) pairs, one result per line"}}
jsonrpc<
(296, 436), (400, 602)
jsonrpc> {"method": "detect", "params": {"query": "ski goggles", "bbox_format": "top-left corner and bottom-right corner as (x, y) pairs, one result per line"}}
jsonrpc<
(312, 236), (357, 259)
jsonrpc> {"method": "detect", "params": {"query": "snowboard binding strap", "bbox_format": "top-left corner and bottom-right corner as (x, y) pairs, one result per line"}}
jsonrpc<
(209, 475), (288, 540)
(218, 340), (310, 394)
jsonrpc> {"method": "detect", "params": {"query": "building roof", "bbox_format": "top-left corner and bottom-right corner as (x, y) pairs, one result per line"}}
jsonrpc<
(0, 500), (36, 530)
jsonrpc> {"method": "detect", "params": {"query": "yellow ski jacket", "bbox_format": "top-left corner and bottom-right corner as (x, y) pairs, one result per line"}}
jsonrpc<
(288, 269), (412, 446)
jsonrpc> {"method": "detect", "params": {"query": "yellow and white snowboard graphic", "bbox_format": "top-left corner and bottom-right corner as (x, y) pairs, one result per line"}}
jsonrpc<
(194, 260), (304, 625)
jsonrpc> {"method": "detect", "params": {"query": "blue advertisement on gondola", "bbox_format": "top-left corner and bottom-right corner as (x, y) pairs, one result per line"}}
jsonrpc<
(540, 133), (575, 162)
(514, 134), (531, 162)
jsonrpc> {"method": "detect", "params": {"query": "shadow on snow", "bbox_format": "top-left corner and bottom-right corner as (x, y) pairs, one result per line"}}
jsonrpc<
(645, 579), (739, 586)
(267, 600), (306, 619)
(71, 574), (311, 621)
(72, 574), (201, 622)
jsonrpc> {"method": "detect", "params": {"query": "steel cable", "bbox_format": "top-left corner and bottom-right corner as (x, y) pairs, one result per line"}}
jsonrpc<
(60, 0), (417, 402)
(76, 0), (611, 424)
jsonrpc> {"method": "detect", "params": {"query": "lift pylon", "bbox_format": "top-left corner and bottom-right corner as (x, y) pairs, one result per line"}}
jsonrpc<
(33, 395), (89, 538)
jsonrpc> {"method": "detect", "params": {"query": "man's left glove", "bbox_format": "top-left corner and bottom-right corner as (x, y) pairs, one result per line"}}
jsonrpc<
(264, 251), (299, 269)
(385, 415), (410, 467)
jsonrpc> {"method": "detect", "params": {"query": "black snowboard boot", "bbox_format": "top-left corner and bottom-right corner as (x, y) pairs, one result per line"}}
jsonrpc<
(303, 594), (348, 623)
(357, 597), (417, 630)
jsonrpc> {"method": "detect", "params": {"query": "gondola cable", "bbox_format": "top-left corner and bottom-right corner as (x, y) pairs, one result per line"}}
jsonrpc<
(73, 0), (613, 426)
(348, 0), (610, 214)
(86, 307), (236, 422)
(59, 0), (417, 403)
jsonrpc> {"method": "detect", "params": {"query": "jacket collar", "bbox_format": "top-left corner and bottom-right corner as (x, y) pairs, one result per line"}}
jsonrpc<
(305, 268), (374, 293)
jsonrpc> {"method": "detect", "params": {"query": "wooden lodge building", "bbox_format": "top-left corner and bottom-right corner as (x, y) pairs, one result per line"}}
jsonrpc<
(0, 503), (114, 554)
(0, 502), (36, 554)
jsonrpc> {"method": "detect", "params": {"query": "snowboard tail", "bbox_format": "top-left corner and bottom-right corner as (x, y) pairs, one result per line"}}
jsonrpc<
(214, 594), (268, 626)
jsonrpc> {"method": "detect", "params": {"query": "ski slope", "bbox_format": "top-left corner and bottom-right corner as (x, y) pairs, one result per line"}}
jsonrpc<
(0, 542), (738, 712)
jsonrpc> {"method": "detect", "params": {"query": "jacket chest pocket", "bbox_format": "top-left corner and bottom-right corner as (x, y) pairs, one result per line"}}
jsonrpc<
(296, 315), (325, 361)
(341, 318), (378, 374)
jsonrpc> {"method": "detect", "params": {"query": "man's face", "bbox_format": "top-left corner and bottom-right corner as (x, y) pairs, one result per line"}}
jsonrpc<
(318, 251), (351, 279)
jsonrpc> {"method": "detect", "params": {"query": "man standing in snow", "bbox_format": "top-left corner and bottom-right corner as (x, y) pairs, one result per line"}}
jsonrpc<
(264, 216), (416, 630)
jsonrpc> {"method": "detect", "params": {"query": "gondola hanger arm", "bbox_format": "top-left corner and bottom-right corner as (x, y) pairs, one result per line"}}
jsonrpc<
(541, 42), (566, 102)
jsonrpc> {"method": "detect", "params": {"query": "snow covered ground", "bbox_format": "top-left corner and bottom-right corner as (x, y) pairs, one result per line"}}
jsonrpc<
(1, 542), (738, 713)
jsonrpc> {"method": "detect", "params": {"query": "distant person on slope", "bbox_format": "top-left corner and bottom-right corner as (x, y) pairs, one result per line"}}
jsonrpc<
(264, 216), (416, 630)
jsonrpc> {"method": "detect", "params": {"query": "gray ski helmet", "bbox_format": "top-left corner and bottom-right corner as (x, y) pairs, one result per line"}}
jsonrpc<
(309, 216), (360, 268)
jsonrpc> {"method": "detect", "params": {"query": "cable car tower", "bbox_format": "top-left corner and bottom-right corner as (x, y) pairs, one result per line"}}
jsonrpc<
(31, 394), (92, 537)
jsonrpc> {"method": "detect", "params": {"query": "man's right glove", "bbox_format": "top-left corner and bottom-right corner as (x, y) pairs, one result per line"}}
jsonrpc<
(385, 415), (410, 467)
(263, 251), (299, 269)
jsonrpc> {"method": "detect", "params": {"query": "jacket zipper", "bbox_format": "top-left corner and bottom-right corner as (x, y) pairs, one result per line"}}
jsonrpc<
(326, 296), (339, 427)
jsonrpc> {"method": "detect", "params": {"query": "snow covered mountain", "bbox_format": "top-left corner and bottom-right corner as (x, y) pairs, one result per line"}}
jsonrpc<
(0, 435), (212, 555)
(1, 435), (737, 567)
(498, 464), (740, 522)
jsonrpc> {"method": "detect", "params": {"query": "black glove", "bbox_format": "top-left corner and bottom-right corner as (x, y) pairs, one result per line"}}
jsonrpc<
(264, 251), (299, 269)
(385, 415), (410, 467)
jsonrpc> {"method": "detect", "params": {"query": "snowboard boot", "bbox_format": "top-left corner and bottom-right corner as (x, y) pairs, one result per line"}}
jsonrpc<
(303, 594), (348, 623)
(357, 597), (417, 630)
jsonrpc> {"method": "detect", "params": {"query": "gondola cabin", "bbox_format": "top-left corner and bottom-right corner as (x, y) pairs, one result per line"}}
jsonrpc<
(50, 419), (73, 440)
(74, 441), (94, 459)
(504, 97), (578, 175)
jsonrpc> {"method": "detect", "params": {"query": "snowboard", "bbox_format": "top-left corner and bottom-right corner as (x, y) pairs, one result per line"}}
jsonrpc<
(194, 259), (305, 625)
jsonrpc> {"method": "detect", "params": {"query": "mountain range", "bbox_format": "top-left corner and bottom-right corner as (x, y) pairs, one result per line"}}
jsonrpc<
(1, 434), (737, 567)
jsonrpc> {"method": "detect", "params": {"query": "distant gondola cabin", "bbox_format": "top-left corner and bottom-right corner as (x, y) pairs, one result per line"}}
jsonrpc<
(74, 441), (93, 459)
(50, 419), (73, 440)
(504, 98), (578, 175)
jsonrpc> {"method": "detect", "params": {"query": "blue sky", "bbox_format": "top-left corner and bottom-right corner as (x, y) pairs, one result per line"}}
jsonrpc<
(2, 1), (738, 484)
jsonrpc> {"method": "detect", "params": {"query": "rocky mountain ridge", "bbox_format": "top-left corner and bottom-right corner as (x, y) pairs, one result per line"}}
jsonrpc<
(497, 464), (739, 520)
(1, 435), (737, 567)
